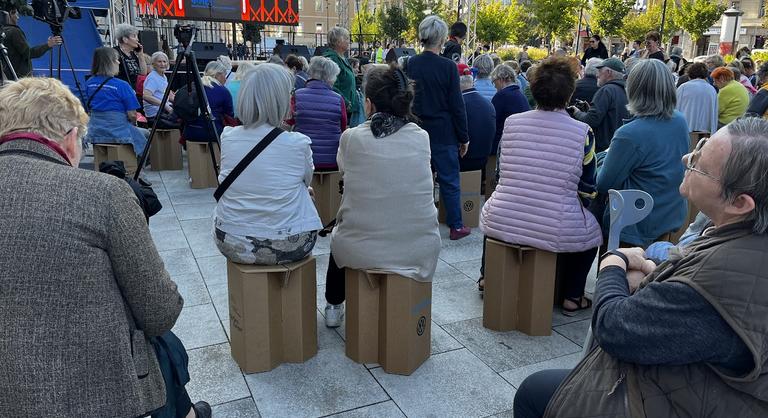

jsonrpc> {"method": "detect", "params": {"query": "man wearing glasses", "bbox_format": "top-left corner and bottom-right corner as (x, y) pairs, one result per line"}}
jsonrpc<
(514, 116), (768, 417)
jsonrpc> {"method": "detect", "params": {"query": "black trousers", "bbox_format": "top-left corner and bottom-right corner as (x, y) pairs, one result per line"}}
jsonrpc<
(513, 369), (570, 418)
(324, 252), (346, 305)
(480, 237), (598, 301)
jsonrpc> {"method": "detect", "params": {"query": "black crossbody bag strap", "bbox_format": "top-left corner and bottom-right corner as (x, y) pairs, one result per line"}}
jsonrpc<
(86, 76), (113, 113)
(213, 127), (283, 202)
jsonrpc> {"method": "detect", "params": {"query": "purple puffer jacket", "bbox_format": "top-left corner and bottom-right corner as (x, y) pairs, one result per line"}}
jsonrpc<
(480, 109), (602, 253)
(294, 80), (343, 168)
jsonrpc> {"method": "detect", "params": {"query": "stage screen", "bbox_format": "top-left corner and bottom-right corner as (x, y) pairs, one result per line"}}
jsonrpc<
(136, 0), (299, 24)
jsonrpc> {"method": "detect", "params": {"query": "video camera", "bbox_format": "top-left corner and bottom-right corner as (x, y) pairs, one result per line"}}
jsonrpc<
(0, 10), (9, 26)
(31, 0), (81, 34)
(174, 23), (197, 49)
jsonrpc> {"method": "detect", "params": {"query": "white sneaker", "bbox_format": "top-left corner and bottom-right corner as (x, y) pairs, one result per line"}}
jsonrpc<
(324, 303), (344, 328)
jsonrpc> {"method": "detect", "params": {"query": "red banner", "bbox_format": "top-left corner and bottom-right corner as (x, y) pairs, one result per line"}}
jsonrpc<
(136, 0), (299, 24)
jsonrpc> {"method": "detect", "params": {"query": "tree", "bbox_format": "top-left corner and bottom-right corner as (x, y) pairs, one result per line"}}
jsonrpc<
(675, 0), (726, 43)
(351, 0), (380, 44)
(381, 5), (409, 44)
(403, 0), (450, 44)
(592, 0), (633, 37)
(619, 2), (678, 43)
(530, 0), (583, 45)
(475, 0), (527, 47)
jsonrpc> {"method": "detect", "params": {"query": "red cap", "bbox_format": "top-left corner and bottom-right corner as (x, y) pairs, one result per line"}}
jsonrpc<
(457, 63), (472, 76)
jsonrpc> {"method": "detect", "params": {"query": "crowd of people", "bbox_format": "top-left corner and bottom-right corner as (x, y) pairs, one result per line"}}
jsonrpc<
(2, 4), (768, 416)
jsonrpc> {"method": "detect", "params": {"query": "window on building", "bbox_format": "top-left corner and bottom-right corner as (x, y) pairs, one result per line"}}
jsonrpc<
(315, 0), (323, 12)
(316, 23), (323, 33)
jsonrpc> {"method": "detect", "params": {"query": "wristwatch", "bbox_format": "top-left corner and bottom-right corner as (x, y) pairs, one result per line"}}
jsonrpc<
(599, 249), (629, 270)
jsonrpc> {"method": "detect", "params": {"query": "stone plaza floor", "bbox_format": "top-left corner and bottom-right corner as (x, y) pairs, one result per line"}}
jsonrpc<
(131, 162), (596, 418)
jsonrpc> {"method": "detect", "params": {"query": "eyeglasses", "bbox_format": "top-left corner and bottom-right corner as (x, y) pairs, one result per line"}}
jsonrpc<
(685, 137), (720, 181)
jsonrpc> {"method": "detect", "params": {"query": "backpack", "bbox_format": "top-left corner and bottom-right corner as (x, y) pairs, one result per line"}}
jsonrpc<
(173, 85), (201, 122)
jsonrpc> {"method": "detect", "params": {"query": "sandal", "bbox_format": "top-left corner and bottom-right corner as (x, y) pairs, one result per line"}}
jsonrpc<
(561, 296), (592, 317)
(477, 277), (485, 292)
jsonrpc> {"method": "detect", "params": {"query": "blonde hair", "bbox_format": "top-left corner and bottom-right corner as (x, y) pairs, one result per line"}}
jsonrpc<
(0, 78), (89, 142)
(235, 61), (257, 81)
(202, 60), (228, 87)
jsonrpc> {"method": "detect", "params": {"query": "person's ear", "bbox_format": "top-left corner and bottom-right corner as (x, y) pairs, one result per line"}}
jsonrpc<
(62, 128), (82, 166)
(724, 193), (756, 219)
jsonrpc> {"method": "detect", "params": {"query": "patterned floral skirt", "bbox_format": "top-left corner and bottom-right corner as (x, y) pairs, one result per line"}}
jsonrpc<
(214, 227), (317, 265)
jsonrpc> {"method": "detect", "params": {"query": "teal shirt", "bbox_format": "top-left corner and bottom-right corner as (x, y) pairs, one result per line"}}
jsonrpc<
(322, 49), (359, 114)
(597, 111), (690, 246)
(227, 80), (241, 118)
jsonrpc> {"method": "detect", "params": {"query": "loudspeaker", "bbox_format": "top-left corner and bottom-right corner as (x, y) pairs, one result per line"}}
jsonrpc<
(189, 42), (229, 61)
(314, 46), (330, 57)
(274, 44), (311, 60)
(139, 30), (159, 55)
(385, 48), (417, 63)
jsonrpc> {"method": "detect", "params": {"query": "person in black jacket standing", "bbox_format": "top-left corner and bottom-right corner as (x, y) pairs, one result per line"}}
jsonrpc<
(441, 21), (466, 63)
(408, 15), (471, 240)
(581, 34), (608, 66)
(1, 5), (61, 79)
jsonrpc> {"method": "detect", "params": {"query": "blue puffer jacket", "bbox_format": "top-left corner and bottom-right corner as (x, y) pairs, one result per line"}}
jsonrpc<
(474, 77), (496, 102)
(294, 80), (343, 168)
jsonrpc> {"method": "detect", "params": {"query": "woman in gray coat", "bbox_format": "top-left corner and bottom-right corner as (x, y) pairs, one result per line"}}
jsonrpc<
(0, 78), (209, 418)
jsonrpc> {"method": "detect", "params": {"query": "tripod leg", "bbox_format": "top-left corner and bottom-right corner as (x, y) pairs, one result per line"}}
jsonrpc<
(187, 51), (221, 182)
(58, 39), (85, 102)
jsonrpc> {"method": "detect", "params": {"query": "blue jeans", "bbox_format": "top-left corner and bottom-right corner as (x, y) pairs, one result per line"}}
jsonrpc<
(431, 142), (463, 229)
(514, 369), (570, 418)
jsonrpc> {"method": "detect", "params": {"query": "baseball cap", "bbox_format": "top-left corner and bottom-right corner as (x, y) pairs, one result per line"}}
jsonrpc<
(596, 57), (625, 73)
(457, 63), (472, 76)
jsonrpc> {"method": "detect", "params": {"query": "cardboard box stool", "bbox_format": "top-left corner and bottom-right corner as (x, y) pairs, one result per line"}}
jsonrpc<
(437, 170), (482, 228)
(93, 143), (137, 176)
(187, 140), (220, 189)
(311, 171), (342, 225)
(483, 238), (557, 336)
(149, 129), (183, 171)
(227, 257), (317, 373)
(345, 269), (432, 375)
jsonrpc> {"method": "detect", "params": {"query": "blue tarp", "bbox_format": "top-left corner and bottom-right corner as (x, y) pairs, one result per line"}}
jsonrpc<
(19, 10), (103, 101)
(75, 0), (109, 8)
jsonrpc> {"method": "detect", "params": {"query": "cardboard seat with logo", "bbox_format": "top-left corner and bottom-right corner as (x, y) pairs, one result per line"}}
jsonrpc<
(149, 129), (183, 171)
(437, 170), (482, 228)
(345, 269), (431, 375)
(93, 143), (138, 177)
(483, 238), (558, 336)
(311, 171), (342, 225)
(226, 257), (317, 373)
(187, 140), (220, 189)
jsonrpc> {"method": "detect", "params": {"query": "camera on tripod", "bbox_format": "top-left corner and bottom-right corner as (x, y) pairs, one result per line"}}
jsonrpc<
(174, 23), (197, 49)
(31, 0), (80, 34)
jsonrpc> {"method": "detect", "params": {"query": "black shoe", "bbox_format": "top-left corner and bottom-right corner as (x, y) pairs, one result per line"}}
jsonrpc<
(192, 401), (212, 418)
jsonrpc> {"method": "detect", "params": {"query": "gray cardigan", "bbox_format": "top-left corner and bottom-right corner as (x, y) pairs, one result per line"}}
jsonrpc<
(0, 139), (183, 417)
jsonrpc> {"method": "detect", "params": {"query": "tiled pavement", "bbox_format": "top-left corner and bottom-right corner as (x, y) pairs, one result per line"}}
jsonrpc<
(130, 161), (596, 418)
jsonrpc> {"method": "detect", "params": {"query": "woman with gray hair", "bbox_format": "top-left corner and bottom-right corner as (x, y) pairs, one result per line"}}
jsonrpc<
(142, 51), (179, 128)
(182, 60), (234, 141)
(322, 27), (361, 125)
(473, 54), (496, 101)
(290, 56), (347, 169)
(113, 23), (147, 88)
(490, 63), (530, 159)
(571, 57), (602, 104)
(213, 64), (322, 265)
(406, 15), (472, 240)
(85, 47), (149, 157)
(596, 58), (690, 247)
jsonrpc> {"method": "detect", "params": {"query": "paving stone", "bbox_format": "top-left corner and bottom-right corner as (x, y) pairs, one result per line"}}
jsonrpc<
(327, 401), (405, 418)
(317, 310), (345, 350)
(173, 272), (212, 307)
(554, 319), (591, 347)
(499, 352), (582, 389)
(197, 255), (228, 287)
(372, 349), (515, 418)
(208, 283), (229, 321)
(174, 203), (216, 221)
(433, 259), (471, 284)
(148, 213), (182, 232)
(450, 258), (483, 279)
(489, 410), (515, 418)
(150, 227), (189, 252)
(181, 218), (220, 258)
(155, 198), (176, 217)
(159, 248), (200, 277)
(315, 253), (329, 285)
(443, 318), (581, 373)
(431, 322), (464, 355)
(168, 189), (217, 205)
(551, 307), (593, 326)
(438, 241), (484, 265)
(431, 280), (484, 325)
(172, 303), (228, 350)
(210, 398), (262, 418)
(246, 348), (388, 418)
(312, 235), (331, 255)
(186, 343), (251, 407)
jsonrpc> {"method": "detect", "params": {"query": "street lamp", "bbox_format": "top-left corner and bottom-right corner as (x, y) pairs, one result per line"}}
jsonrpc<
(723, 4), (744, 55)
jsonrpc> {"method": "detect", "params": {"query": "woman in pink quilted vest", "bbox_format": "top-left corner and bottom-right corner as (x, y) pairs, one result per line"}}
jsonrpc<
(479, 57), (603, 315)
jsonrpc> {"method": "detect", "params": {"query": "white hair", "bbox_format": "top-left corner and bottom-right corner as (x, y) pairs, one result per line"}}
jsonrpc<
(460, 74), (474, 90)
(584, 58), (602, 77)
(234, 61), (257, 81)
(328, 27), (350, 50)
(202, 60), (228, 87)
(298, 56), (309, 71)
(150, 51), (168, 64)
(490, 64), (517, 84)
(217, 55), (233, 71)
(114, 24), (139, 45)
(238, 63), (293, 128)
(418, 15), (448, 50)
(473, 54), (494, 78)
(626, 59), (676, 118)
(308, 56), (340, 86)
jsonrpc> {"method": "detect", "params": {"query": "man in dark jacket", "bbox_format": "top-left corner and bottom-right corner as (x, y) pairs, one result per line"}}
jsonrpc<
(571, 57), (601, 105)
(569, 57), (629, 152)
(458, 65), (495, 172)
(1, 6), (61, 79)
(441, 21), (466, 63)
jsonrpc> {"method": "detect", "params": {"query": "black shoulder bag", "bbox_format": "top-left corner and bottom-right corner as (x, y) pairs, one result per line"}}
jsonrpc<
(86, 76), (113, 114)
(213, 127), (283, 202)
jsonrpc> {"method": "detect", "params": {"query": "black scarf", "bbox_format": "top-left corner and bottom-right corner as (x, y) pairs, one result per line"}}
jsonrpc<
(369, 112), (408, 138)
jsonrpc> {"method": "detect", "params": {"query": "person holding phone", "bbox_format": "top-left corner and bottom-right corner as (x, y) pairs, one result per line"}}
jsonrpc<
(113, 23), (147, 89)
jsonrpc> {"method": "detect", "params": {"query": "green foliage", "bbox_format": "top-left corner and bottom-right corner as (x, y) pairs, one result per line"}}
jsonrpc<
(592, 0), (633, 37)
(0, 0), (31, 14)
(619, 2), (678, 42)
(496, 46), (549, 61)
(674, 0), (726, 42)
(530, 0), (584, 42)
(351, 0), (380, 43)
(242, 23), (264, 44)
(403, 0), (451, 43)
(475, 0), (528, 47)
(381, 5), (409, 43)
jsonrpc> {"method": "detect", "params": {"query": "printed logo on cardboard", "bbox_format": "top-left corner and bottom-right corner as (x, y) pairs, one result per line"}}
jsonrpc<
(463, 200), (474, 212)
(417, 316), (426, 336)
